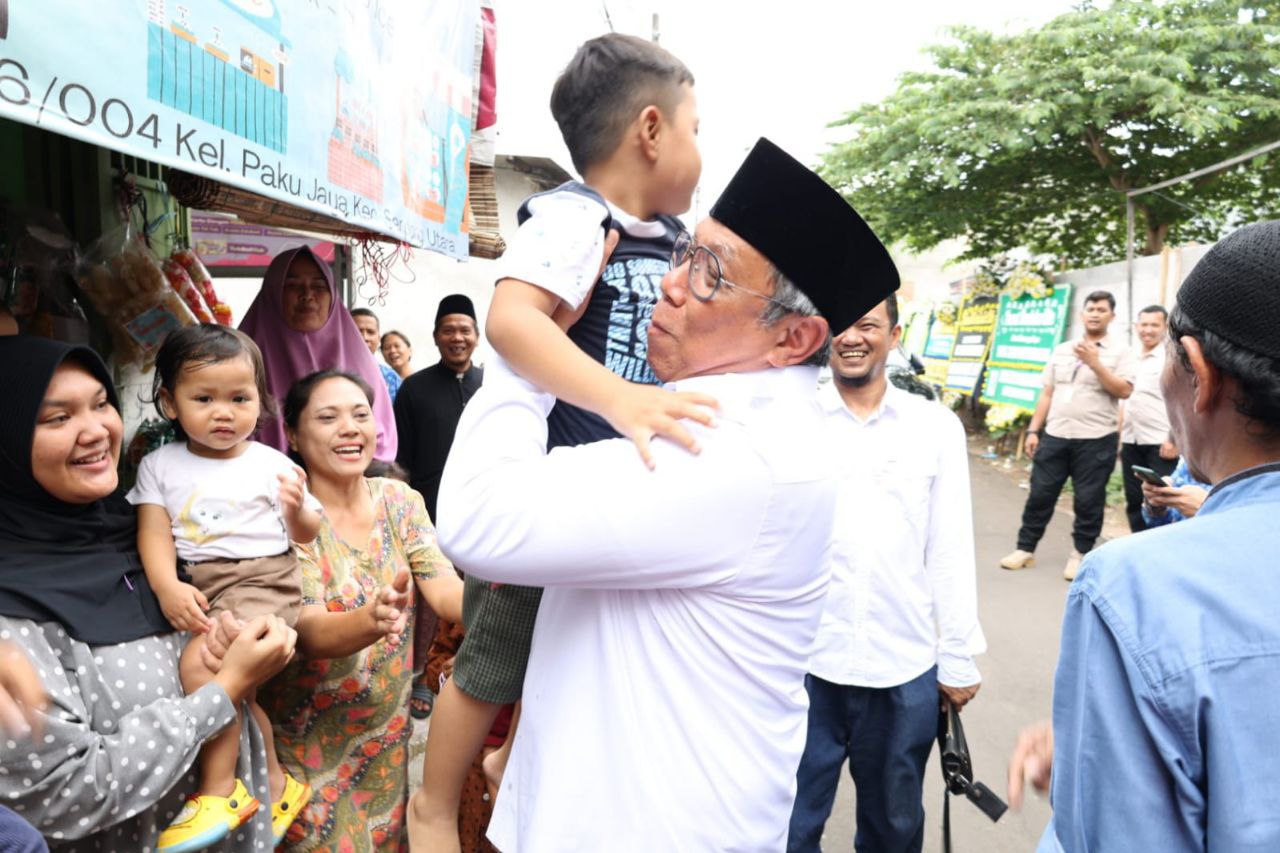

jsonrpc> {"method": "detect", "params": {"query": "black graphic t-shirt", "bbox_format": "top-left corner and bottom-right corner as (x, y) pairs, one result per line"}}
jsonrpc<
(512, 182), (681, 448)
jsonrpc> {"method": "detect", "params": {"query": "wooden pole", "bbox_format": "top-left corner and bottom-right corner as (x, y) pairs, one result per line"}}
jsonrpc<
(1157, 246), (1170, 312)
(1126, 197), (1135, 346)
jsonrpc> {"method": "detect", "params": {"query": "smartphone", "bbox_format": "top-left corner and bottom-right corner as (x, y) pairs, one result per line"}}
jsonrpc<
(1132, 465), (1172, 487)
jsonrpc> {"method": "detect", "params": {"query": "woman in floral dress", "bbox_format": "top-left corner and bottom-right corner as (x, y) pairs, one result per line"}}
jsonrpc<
(259, 371), (462, 851)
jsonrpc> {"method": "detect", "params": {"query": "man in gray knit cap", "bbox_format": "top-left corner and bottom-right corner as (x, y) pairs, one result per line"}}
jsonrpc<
(1008, 220), (1280, 852)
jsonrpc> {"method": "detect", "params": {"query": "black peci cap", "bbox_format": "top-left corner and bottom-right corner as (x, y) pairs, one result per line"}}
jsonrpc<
(709, 138), (899, 335)
(1176, 220), (1280, 359)
(435, 294), (477, 324)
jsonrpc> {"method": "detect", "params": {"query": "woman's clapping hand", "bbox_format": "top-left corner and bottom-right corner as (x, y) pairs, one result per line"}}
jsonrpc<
(365, 568), (411, 638)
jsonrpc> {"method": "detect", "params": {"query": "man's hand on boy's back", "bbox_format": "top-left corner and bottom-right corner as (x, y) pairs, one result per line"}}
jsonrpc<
(558, 227), (717, 468)
(602, 383), (719, 471)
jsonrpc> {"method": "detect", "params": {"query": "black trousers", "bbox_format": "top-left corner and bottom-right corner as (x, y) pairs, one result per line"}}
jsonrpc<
(1017, 432), (1118, 554)
(1119, 443), (1178, 532)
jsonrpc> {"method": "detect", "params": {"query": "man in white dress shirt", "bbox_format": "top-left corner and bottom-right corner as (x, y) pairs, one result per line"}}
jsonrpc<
(433, 138), (900, 852)
(787, 295), (987, 853)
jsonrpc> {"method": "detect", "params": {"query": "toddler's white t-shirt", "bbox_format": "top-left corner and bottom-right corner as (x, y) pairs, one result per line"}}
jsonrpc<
(127, 441), (321, 562)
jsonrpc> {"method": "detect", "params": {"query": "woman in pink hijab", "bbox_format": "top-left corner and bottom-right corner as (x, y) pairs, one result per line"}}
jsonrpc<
(240, 246), (397, 461)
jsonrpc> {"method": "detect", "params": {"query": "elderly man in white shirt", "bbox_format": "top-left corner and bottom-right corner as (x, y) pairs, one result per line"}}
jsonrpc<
(787, 295), (986, 853)
(431, 139), (900, 852)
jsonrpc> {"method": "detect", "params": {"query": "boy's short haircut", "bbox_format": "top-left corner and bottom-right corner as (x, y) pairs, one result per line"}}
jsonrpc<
(550, 33), (694, 175)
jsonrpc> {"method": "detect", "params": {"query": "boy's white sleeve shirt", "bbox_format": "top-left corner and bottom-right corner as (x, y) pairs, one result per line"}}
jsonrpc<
(496, 190), (610, 310)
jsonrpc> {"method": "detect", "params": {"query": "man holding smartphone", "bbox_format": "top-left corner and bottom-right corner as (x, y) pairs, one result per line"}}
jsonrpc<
(1000, 291), (1136, 580)
(1119, 306), (1179, 532)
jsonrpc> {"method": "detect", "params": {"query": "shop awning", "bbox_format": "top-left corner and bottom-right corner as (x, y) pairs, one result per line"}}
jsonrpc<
(0, 0), (486, 259)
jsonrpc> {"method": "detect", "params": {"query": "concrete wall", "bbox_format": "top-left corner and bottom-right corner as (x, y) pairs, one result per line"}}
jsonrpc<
(893, 239), (978, 304)
(1056, 243), (1215, 343)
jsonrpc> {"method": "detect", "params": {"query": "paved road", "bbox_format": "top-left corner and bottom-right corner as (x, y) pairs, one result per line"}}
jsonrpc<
(820, 453), (1081, 853)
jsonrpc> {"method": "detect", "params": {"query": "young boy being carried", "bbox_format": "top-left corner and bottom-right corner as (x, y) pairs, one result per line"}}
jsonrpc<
(408, 33), (712, 851)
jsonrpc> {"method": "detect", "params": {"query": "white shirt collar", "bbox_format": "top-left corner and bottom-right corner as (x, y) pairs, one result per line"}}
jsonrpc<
(818, 379), (902, 425)
(606, 199), (670, 239)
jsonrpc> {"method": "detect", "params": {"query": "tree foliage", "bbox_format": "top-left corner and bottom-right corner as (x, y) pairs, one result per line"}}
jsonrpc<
(820, 0), (1280, 266)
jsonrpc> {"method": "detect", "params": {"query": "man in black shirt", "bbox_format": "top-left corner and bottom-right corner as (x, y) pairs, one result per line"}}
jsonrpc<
(394, 294), (483, 520)
(395, 294), (482, 718)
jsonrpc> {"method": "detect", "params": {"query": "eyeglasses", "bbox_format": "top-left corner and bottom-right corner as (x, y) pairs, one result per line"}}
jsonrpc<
(671, 231), (791, 309)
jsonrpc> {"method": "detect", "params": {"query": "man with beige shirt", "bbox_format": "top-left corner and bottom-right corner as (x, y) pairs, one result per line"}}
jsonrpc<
(1120, 305), (1179, 532)
(1001, 290), (1136, 580)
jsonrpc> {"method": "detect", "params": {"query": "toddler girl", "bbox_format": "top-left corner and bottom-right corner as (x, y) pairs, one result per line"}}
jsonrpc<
(128, 324), (321, 852)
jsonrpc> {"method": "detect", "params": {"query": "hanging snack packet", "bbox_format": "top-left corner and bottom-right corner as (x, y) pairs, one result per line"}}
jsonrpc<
(77, 224), (197, 366)
(171, 246), (232, 324)
(162, 257), (213, 322)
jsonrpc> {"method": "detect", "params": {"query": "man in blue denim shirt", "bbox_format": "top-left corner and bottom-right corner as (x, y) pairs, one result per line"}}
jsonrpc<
(1010, 220), (1280, 851)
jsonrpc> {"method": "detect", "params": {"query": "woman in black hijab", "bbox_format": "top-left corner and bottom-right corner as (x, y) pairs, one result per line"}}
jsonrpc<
(0, 336), (293, 852)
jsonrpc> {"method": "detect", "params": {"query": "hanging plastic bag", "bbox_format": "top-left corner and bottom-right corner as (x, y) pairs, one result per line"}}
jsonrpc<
(77, 223), (197, 367)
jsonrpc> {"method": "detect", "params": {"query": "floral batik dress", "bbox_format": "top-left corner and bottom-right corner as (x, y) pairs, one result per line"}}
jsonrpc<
(261, 477), (451, 852)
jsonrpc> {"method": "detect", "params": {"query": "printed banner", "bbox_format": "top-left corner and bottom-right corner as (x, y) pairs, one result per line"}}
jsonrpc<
(920, 314), (955, 386)
(922, 315), (956, 360)
(0, 0), (478, 258)
(918, 319), (952, 386)
(191, 212), (334, 267)
(981, 364), (1045, 412)
(988, 285), (1074, 370)
(943, 294), (998, 394)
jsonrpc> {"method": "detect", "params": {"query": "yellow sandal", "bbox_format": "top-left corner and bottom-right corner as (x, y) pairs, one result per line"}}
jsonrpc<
(272, 772), (313, 845)
(157, 778), (260, 853)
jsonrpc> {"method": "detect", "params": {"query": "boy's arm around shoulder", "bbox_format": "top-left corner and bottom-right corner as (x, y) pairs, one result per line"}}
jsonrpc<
(488, 274), (634, 420)
(490, 233), (716, 468)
